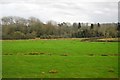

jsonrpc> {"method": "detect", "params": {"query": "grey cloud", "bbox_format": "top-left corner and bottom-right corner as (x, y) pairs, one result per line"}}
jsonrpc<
(0, 1), (118, 23)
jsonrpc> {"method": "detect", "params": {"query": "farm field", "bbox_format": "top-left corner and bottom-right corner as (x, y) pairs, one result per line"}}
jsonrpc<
(2, 39), (119, 78)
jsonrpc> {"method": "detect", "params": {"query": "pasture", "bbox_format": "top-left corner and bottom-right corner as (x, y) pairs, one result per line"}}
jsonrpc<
(2, 39), (119, 78)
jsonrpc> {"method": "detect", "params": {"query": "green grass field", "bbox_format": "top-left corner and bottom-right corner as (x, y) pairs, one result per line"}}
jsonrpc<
(2, 39), (119, 78)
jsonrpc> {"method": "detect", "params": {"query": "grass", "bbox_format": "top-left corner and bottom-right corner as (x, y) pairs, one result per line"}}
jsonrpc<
(2, 39), (119, 78)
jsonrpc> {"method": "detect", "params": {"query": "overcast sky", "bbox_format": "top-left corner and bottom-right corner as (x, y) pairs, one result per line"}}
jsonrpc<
(0, 0), (119, 23)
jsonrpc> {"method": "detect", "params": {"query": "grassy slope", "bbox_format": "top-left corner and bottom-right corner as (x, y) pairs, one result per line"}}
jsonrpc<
(2, 39), (119, 78)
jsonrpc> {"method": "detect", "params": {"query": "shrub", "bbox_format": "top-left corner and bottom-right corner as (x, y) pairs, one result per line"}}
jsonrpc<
(12, 31), (25, 39)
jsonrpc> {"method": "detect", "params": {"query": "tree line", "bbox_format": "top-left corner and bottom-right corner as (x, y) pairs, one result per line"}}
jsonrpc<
(1, 16), (120, 39)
